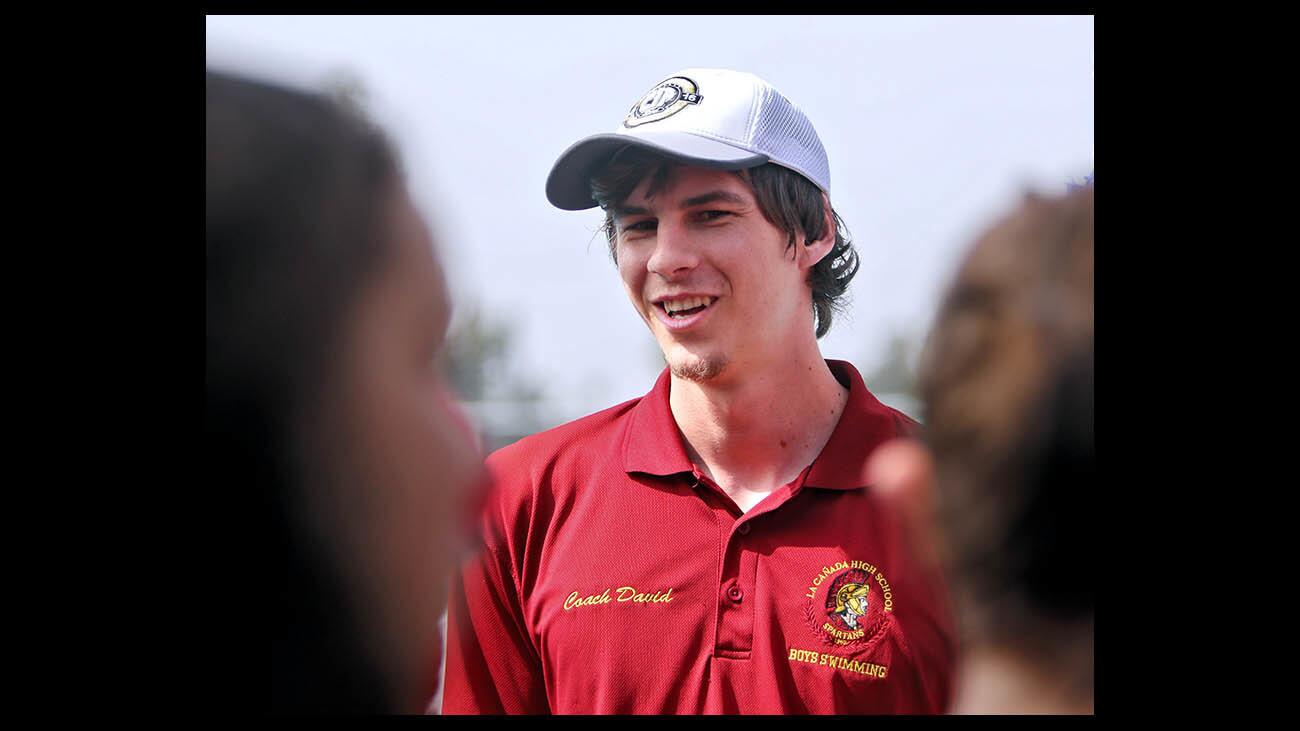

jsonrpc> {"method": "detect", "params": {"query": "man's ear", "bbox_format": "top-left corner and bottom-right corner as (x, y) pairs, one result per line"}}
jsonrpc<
(797, 191), (837, 272)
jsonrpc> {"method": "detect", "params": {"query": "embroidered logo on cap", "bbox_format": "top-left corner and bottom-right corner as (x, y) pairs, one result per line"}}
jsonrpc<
(803, 559), (895, 648)
(624, 76), (702, 128)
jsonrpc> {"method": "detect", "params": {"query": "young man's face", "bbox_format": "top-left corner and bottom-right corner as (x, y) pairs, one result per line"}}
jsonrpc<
(611, 164), (815, 383)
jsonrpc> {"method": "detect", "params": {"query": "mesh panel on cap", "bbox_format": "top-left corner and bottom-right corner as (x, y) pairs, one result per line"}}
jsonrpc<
(750, 84), (830, 192)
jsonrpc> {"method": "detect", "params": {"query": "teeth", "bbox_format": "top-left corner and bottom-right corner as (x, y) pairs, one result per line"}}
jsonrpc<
(664, 296), (711, 314)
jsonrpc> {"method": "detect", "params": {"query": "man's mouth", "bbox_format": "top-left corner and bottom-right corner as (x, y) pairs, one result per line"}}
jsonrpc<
(656, 295), (718, 319)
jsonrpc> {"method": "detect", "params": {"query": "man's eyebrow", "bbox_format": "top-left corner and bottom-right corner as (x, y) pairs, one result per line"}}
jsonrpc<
(612, 191), (748, 218)
(679, 190), (748, 208)
(611, 205), (650, 219)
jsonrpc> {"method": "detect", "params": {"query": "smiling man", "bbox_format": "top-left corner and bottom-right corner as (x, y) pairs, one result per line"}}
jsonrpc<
(442, 68), (955, 714)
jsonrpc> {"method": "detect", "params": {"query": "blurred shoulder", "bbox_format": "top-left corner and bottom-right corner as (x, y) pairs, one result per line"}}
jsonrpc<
(484, 396), (642, 491)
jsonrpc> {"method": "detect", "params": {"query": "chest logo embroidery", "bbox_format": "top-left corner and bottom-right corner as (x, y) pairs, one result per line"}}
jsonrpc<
(803, 559), (894, 647)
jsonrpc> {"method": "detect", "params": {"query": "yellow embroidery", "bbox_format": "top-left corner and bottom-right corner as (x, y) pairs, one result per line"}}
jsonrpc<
(615, 586), (674, 603)
(874, 571), (894, 613)
(821, 623), (866, 642)
(805, 561), (892, 613)
(563, 586), (674, 610)
(788, 646), (888, 679)
(805, 560), (878, 599)
(563, 589), (611, 610)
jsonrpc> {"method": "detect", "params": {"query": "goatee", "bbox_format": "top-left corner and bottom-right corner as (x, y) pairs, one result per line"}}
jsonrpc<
(669, 355), (728, 382)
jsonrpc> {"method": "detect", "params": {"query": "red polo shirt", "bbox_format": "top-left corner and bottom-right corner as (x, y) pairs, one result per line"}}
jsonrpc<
(443, 360), (955, 714)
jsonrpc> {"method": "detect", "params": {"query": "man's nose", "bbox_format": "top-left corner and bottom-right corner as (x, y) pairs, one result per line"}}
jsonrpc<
(647, 220), (698, 279)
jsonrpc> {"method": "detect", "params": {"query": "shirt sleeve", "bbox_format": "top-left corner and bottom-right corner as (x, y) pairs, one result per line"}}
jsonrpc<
(441, 459), (551, 714)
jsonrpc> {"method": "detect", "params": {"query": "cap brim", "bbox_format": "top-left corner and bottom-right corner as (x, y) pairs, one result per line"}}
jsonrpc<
(545, 131), (770, 211)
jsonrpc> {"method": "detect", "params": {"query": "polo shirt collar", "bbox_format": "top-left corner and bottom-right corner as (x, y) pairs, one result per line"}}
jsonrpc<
(622, 367), (695, 477)
(803, 359), (906, 491)
(622, 360), (905, 490)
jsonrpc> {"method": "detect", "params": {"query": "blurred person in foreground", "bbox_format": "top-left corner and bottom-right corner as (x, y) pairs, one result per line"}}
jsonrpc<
(868, 186), (1094, 714)
(444, 68), (954, 714)
(206, 70), (483, 713)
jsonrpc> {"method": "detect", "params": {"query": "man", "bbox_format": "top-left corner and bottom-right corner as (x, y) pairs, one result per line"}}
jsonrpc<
(443, 68), (955, 714)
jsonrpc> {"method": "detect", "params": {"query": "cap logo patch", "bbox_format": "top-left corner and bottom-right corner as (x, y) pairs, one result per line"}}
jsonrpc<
(624, 76), (702, 128)
(803, 558), (894, 648)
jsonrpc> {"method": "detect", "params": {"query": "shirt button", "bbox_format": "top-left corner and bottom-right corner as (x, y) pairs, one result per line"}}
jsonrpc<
(737, 523), (751, 535)
(727, 586), (744, 603)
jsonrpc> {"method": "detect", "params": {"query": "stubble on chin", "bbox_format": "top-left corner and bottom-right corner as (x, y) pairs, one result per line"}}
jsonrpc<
(668, 354), (728, 383)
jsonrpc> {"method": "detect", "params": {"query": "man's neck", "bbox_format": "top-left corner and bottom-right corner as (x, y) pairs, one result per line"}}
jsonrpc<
(668, 349), (848, 512)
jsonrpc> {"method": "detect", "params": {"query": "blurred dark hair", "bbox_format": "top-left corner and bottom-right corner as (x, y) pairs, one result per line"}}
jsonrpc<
(206, 69), (403, 713)
(589, 148), (859, 338)
(918, 187), (1093, 693)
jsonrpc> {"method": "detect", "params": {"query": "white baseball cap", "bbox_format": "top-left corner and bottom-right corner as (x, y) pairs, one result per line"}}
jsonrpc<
(545, 68), (831, 211)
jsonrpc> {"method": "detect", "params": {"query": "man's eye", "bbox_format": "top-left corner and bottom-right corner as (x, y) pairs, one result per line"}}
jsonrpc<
(622, 220), (657, 232)
(699, 210), (733, 221)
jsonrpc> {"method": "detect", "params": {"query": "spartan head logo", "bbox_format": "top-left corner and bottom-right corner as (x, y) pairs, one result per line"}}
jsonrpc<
(825, 569), (871, 631)
(624, 76), (702, 128)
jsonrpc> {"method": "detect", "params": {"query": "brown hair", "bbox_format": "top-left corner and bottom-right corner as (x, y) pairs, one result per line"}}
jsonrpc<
(589, 148), (859, 338)
(207, 70), (406, 713)
(918, 186), (1093, 692)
